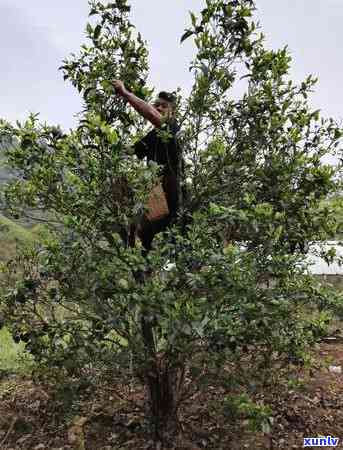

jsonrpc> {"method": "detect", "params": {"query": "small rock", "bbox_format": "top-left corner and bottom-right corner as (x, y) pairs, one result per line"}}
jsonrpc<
(329, 365), (342, 374)
(109, 433), (119, 442)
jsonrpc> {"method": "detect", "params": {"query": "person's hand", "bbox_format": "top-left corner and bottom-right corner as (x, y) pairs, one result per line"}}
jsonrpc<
(113, 80), (127, 97)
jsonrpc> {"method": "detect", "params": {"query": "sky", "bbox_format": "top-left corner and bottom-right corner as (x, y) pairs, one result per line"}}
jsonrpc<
(0, 0), (343, 131)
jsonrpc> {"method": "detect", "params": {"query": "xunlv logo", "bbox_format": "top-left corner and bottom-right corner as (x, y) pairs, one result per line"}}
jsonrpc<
(303, 436), (339, 447)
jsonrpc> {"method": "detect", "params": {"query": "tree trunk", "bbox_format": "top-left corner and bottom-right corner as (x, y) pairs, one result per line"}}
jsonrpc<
(141, 319), (185, 447)
(147, 357), (184, 446)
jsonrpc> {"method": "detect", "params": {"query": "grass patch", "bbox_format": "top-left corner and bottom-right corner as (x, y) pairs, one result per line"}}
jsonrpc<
(0, 214), (38, 263)
(0, 215), (41, 263)
(0, 328), (33, 375)
(0, 215), (36, 243)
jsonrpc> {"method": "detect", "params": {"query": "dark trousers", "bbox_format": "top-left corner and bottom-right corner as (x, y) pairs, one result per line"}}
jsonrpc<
(136, 214), (174, 255)
(119, 213), (174, 256)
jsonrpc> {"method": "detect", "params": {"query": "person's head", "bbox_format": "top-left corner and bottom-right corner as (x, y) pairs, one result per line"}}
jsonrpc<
(153, 91), (177, 118)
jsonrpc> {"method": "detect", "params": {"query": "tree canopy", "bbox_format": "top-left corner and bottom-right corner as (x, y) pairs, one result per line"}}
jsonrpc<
(0, 0), (342, 446)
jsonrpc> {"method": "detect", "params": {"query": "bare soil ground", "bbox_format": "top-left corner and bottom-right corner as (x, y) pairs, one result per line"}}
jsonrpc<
(1, 340), (343, 450)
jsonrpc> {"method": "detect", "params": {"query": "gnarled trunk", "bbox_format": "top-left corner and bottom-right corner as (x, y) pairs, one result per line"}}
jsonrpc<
(141, 318), (185, 446)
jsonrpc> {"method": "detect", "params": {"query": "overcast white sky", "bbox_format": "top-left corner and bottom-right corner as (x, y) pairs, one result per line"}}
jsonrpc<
(0, 0), (342, 131)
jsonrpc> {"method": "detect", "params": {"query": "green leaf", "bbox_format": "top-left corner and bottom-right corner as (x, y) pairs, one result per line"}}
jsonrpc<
(240, 7), (252, 18)
(100, 80), (114, 94)
(86, 23), (93, 36)
(83, 86), (95, 99)
(118, 279), (129, 290)
(224, 5), (233, 17)
(181, 29), (194, 44)
(94, 24), (102, 40)
(190, 11), (197, 27)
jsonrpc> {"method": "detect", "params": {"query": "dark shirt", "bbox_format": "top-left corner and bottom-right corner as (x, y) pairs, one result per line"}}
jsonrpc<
(134, 120), (180, 217)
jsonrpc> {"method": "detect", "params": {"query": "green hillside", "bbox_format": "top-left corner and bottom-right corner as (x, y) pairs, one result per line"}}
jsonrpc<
(0, 215), (37, 374)
(0, 214), (37, 263)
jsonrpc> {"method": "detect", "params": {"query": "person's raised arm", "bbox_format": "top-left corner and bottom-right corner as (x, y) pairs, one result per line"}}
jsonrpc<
(113, 80), (163, 128)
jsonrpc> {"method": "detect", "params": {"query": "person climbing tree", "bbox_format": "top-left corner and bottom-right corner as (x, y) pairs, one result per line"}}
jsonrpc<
(113, 80), (183, 254)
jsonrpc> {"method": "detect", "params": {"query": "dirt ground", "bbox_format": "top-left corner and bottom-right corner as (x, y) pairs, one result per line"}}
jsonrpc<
(1, 340), (343, 450)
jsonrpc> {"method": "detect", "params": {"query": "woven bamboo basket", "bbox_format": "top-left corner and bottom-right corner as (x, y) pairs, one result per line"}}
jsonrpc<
(146, 182), (169, 222)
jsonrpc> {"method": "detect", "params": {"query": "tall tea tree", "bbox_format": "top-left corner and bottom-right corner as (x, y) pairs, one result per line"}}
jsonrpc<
(0, 0), (342, 446)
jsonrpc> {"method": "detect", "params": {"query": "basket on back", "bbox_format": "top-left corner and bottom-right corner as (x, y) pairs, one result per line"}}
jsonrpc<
(146, 182), (169, 222)
(112, 176), (169, 223)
